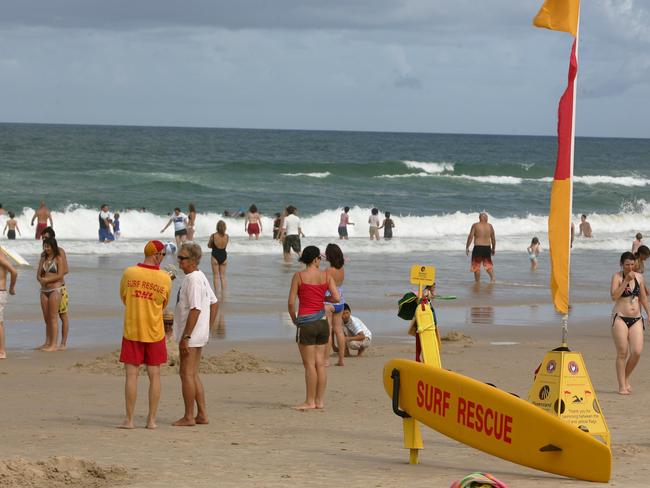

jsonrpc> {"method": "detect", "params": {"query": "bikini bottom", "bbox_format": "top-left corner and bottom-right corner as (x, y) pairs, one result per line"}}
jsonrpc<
(612, 313), (644, 329)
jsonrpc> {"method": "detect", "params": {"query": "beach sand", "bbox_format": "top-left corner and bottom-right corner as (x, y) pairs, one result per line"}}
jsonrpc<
(2, 318), (650, 487)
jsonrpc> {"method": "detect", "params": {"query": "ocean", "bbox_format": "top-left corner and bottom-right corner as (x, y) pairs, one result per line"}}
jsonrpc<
(0, 123), (648, 349)
(1, 123), (648, 257)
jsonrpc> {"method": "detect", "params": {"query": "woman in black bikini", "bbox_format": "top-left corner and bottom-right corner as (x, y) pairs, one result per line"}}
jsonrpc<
(37, 237), (65, 352)
(208, 220), (229, 295)
(610, 251), (649, 395)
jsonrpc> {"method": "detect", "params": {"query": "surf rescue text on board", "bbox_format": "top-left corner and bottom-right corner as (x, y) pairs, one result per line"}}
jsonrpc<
(416, 380), (513, 444)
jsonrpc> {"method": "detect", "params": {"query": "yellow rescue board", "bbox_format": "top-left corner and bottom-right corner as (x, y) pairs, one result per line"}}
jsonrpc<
(383, 359), (611, 482)
(0, 245), (30, 266)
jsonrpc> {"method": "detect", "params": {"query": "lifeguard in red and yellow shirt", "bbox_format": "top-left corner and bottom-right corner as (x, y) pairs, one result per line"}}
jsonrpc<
(118, 240), (171, 429)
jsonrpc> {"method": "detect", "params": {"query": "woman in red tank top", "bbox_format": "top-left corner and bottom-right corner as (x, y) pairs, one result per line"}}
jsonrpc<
(288, 246), (340, 410)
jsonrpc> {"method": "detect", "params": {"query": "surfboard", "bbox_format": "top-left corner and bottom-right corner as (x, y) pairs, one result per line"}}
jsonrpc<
(0, 245), (30, 266)
(383, 358), (611, 482)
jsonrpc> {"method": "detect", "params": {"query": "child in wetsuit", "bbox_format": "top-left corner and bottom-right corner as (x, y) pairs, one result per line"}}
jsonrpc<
(3, 212), (21, 240)
(113, 213), (121, 239)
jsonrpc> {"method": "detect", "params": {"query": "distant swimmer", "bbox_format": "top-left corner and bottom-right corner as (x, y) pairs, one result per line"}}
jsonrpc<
(31, 200), (53, 240)
(527, 237), (541, 271)
(273, 212), (282, 240)
(338, 206), (354, 240)
(368, 208), (380, 241)
(3, 212), (21, 240)
(187, 203), (197, 241)
(98, 204), (115, 243)
(245, 204), (262, 240)
(379, 211), (395, 240)
(278, 205), (304, 262)
(161, 207), (189, 248)
(0, 250), (18, 359)
(113, 212), (121, 239)
(632, 233), (643, 254)
(578, 214), (592, 238)
(465, 212), (496, 283)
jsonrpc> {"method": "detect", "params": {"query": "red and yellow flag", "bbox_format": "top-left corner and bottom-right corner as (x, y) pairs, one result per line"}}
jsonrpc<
(534, 0), (580, 314)
(548, 40), (577, 314)
(533, 0), (580, 36)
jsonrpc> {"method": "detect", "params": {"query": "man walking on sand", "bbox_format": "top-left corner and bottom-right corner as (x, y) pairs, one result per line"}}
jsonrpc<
(0, 251), (18, 359)
(31, 201), (53, 240)
(172, 243), (218, 427)
(118, 240), (171, 429)
(465, 212), (496, 282)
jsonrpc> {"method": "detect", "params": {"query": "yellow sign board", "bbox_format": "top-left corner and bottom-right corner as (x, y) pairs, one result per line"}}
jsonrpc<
(528, 350), (610, 446)
(410, 265), (435, 286)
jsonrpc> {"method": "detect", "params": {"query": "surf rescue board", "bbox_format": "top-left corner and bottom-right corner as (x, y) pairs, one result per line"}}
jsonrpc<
(0, 245), (30, 266)
(383, 358), (610, 482)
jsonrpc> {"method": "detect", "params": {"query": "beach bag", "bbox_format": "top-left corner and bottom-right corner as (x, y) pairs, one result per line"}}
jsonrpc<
(397, 292), (418, 320)
(450, 472), (508, 488)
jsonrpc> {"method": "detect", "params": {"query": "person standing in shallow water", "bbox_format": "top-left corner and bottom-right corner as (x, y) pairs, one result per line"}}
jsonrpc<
(465, 212), (496, 283)
(288, 246), (340, 410)
(379, 211), (394, 240)
(245, 204), (262, 240)
(610, 252), (649, 395)
(338, 206), (354, 240)
(368, 208), (380, 241)
(207, 220), (229, 295)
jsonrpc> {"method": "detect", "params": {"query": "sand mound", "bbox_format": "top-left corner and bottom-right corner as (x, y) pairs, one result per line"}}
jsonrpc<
(441, 331), (472, 343)
(73, 347), (283, 376)
(0, 456), (127, 488)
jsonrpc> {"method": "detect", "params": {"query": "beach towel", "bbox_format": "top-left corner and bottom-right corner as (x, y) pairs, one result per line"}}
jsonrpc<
(450, 472), (508, 488)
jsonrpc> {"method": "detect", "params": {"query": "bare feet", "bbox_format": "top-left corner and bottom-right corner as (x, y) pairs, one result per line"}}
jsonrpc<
(323, 360), (330, 367)
(336, 361), (344, 366)
(618, 389), (631, 395)
(172, 417), (196, 427)
(40, 346), (58, 352)
(58, 344), (67, 351)
(117, 420), (135, 429)
(357, 348), (366, 357)
(292, 403), (317, 411)
(34, 344), (47, 350)
(194, 414), (209, 425)
(626, 384), (633, 393)
(0, 351), (6, 359)
(146, 421), (158, 429)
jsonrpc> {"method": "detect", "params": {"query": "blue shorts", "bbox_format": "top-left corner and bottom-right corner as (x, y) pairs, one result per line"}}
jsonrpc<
(99, 228), (115, 242)
(332, 303), (345, 313)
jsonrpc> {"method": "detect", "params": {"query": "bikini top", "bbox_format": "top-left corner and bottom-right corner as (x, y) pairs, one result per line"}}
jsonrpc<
(621, 272), (640, 298)
(43, 259), (57, 274)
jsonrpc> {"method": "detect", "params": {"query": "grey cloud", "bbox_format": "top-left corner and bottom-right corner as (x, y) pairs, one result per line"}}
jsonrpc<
(1, 0), (531, 31)
(394, 75), (422, 89)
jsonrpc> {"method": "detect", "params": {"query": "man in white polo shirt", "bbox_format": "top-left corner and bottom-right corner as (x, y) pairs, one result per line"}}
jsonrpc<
(341, 303), (372, 357)
(172, 242), (218, 427)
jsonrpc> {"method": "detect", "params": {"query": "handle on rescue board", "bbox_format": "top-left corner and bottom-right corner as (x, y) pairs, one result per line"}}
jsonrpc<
(390, 369), (411, 419)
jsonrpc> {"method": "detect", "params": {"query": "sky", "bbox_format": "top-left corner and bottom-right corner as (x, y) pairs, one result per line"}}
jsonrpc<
(1, 0), (649, 138)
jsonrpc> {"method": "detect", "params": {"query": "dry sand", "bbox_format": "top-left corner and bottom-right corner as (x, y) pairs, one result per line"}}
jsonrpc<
(1, 319), (650, 487)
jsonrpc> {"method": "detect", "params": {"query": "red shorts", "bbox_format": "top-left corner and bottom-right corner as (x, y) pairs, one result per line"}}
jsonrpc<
(247, 222), (260, 236)
(119, 337), (167, 366)
(35, 222), (47, 240)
